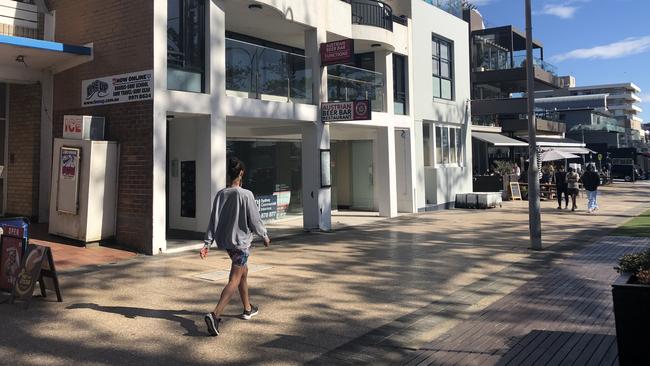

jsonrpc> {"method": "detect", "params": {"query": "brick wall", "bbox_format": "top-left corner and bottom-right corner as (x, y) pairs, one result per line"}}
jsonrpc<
(47, 0), (155, 253)
(7, 83), (41, 219)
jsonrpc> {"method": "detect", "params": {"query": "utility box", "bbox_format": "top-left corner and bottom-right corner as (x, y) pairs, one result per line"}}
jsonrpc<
(63, 115), (105, 140)
(48, 138), (118, 242)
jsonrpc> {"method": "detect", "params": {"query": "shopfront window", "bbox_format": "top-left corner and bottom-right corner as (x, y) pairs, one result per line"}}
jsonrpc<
(227, 140), (302, 220)
(168, 0), (205, 93)
(393, 54), (408, 115)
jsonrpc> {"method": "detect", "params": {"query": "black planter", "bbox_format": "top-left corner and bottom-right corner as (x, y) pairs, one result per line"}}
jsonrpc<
(612, 272), (650, 366)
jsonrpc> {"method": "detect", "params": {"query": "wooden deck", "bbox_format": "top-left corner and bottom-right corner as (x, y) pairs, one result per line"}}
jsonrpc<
(403, 237), (650, 366)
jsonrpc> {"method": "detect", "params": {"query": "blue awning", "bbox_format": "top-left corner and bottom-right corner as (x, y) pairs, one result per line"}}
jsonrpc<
(0, 35), (91, 55)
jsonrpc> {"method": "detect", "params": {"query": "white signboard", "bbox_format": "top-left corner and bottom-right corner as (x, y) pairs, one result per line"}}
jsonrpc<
(63, 115), (83, 139)
(81, 70), (153, 107)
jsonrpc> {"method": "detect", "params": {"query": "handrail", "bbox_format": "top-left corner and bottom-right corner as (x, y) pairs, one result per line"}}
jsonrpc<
(346, 0), (393, 32)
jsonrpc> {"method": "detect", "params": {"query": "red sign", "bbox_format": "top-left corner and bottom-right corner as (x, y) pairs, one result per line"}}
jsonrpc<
(321, 100), (372, 122)
(63, 115), (83, 139)
(320, 39), (354, 66)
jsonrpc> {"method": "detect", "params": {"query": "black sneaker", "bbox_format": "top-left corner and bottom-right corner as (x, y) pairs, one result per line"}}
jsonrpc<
(204, 312), (220, 336)
(242, 304), (259, 320)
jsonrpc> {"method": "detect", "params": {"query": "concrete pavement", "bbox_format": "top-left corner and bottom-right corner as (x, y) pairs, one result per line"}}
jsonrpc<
(1, 182), (649, 365)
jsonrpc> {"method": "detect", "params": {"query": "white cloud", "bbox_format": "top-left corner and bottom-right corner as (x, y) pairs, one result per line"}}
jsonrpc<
(540, 4), (578, 19)
(550, 36), (650, 62)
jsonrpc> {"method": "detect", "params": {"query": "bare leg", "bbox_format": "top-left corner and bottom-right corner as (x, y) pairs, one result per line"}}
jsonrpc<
(571, 194), (577, 210)
(238, 265), (251, 311)
(212, 264), (245, 317)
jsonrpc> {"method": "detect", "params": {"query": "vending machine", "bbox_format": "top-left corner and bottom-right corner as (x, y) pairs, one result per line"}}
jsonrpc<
(48, 116), (119, 242)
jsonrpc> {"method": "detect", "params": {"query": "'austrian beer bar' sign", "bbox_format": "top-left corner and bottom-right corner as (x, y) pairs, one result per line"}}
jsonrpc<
(320, 39), (354, 66)
(321, 100), (372, 122)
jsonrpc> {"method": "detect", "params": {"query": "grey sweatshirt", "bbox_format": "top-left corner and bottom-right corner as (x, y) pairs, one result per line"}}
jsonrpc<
(203, 187), (269, 253)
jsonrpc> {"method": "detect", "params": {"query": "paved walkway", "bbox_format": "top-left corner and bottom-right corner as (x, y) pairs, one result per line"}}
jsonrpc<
(0, 183), (649, 365)
(402, 235), (650, 366)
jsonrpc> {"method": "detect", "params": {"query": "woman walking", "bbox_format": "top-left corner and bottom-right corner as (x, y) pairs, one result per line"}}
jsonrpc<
(201, 157), (271, 336)
(554, 165), (569, 209)
(566, 167), (580, 211)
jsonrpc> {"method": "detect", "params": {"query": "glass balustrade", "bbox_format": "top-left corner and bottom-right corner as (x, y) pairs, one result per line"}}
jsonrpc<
(226, 38), (313, 104)
(512, 55), (558, 75)
(422, 0), (463, 18)
(327, 64), (385, 112)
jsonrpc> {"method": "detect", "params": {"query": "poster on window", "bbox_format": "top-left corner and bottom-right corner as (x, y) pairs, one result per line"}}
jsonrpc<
(57, 147), (81, 214)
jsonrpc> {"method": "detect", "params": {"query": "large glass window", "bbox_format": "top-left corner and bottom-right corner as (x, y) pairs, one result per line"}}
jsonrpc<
(423, 124), (431, 166)
(432, 35), (454, 100)
(434, 125), (462, 166)
(168, 0), (205, 93)
(0, 83), (5, 118)
(393, 54), (408, 115)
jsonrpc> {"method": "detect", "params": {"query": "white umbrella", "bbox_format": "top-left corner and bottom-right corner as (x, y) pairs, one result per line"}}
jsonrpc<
(540, 150), (579, 162)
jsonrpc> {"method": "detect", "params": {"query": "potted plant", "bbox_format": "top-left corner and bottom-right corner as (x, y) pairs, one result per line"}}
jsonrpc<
(493, 161), (517, 199)
(612, 249), (650, 365)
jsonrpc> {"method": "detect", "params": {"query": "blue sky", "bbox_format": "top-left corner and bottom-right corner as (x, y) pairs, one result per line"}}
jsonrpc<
(472, 0), (649, 123)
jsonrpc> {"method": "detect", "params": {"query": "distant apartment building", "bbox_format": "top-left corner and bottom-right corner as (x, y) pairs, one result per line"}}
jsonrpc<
(0, 0), (473, 254)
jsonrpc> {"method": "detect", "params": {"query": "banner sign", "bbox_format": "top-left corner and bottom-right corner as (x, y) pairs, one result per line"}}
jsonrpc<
(320, 39), (354, 66)
(321, 100), (371, 122)
(255, 195), (278, 221)
(82, 70), (153, 107)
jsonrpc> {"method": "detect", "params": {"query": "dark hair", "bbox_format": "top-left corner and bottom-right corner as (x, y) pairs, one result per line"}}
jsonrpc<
(568, 167), (574, 173)
(228, 157), (245, 182)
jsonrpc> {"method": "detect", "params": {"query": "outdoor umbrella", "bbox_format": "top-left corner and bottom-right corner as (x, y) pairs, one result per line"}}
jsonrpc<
(540, 150), (579, 162)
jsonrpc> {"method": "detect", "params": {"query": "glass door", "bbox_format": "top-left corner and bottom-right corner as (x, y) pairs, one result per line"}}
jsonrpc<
(351, 140), (374, 211)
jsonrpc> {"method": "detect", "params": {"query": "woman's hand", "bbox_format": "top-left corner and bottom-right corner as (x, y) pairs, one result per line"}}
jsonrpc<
(200, 246), (209, 259)
(263, 237), (271, 248)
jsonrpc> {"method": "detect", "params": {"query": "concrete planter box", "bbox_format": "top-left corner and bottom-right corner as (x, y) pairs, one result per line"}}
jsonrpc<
(612, 272), (650, 365)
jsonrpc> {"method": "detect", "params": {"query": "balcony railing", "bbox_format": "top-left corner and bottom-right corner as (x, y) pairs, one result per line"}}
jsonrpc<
(512, 55), (558, 76)
(225, 38), (313, 104)
(346, 0), (393, 32)
(0, 0), (44, 39)
(327, 64), (385, 112)
(422, 0), (463, 18)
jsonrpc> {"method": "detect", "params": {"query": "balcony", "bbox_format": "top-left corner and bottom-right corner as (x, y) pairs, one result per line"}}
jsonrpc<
(422, 0), (463, 18)
(225, 38), (313, 104)
(345, 0), (393, 32)
(327, 64), (385, 112)
(0, 0), (43, 39)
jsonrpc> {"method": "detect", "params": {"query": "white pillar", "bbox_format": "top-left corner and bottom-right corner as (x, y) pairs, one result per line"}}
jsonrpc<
(302, 28), (331, 231)
(376, 126), (398, 217)
(209, 0), (226, 199)
(38, 71), (53, 222)
(375, 50), (393, 114)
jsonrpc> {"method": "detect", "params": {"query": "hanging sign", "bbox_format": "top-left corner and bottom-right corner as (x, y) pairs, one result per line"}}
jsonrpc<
(81, 70), (153, 107)
(320, 39), (354, 66)
(321, 100), (372, 122)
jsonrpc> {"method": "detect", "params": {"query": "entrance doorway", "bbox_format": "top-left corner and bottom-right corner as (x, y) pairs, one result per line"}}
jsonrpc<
(331, 139), (376, 212)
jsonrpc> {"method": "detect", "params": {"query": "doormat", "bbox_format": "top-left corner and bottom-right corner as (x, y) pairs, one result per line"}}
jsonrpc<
(192, 265), (273, 282)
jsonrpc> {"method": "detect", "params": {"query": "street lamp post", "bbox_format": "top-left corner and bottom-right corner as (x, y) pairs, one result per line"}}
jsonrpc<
(525, 0), (542, 250)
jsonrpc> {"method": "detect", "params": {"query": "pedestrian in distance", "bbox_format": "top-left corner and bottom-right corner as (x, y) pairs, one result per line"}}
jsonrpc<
(566, 167), (580, 211)
(554, 165), (569, 209)
(581, 163), (601, 213)
(200, 157), (271, 337)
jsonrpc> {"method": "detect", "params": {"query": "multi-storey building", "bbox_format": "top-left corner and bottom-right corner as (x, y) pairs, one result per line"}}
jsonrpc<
(544, 83), (644, 147)
(0, 0), (472, 254)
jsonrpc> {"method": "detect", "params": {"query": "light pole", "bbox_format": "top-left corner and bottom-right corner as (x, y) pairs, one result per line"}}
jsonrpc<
(525, 0), (542, 250)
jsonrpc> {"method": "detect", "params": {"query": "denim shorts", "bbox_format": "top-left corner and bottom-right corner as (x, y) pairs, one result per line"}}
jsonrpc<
(226, 249), (249, 267)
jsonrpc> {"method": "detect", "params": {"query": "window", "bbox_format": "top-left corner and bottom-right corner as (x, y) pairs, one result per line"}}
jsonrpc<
(168, 0), (206, 93)
(433, 125), (462, 166)
(432, 35), (453, 100)
(393, 54), (408, 115)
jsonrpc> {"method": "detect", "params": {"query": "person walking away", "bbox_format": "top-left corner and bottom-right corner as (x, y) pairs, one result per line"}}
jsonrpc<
(554, 165), (569, 209)
(581, 163), (601, 213)
(566, 167), (580, 211)
(200, 157), (271, 336)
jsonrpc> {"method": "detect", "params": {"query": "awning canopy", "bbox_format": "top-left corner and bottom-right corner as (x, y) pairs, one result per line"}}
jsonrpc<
(0, 35), (92, 83)
(521, 136), (586, 148)
(472, 132), (528, 147)
(548, 147), (595, 155)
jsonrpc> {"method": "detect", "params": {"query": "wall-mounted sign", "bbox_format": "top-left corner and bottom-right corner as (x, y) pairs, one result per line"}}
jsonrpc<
(321, 100), (372, 122)
(81, 70), (153, 107)
(63, 115), (105, 140)
(255, 195), (278, 221)
(320, 39), (354, 66)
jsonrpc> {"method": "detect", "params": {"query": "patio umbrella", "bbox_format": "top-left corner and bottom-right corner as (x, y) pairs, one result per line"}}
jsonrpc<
(540, 150), (579, 162)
